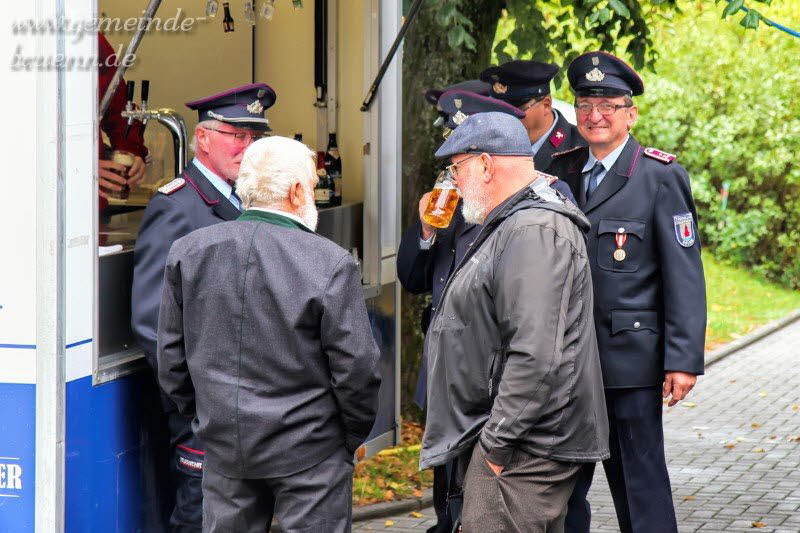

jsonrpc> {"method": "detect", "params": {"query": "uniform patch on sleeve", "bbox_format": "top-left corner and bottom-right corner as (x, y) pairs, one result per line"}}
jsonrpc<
(644, 147), (676, 164)
(673, 213), (695, 247)
(158, 177), (186, 195)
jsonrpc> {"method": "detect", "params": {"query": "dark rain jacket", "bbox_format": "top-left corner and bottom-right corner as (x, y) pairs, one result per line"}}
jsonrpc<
(419, 181), (609, 469)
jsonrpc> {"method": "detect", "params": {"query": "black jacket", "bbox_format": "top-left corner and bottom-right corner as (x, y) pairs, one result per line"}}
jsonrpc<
(420, 184), (609, 469)
(548, 136), (707, 387)
(132, 161), (241, 369)
(534, 109), (585, 173)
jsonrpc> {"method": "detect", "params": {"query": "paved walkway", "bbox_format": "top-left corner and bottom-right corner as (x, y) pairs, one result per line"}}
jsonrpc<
(355, 319), (800, 532)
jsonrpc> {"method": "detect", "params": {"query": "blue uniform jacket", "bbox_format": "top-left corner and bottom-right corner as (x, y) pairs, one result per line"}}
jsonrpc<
(549, 136), (707, 387)
(131, 161), (241, 370)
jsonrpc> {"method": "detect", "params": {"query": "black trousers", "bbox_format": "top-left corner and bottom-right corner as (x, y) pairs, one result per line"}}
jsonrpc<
(167, 410), (205, 532)
(430, 463), (454, 533)
(564, 386), (677, 533)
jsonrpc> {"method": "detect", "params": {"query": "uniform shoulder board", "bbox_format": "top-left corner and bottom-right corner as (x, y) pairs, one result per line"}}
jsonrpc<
(534, 170), (558, 185)
(551, 146), (583, 158)
(158, 177), (186, 195)
(644, 147), (676, 164)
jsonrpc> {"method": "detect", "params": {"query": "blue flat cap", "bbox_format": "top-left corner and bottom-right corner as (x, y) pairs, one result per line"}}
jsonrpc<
(186, 83), (277, 132)
(568, 51), (644, 97)
(437, 90), (525, 130)
(480, 60), (559, 104)
(435, 112), (532, 159)
(424, 79), (491, 106)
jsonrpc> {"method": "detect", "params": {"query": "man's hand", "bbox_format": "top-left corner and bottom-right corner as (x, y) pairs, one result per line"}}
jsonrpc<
(485, 457), (504, 476)
(98, 159), (128, 199)
(663, 371), (697, 407)
(418, 192), (436, 240)
(127, 155), (146, 186)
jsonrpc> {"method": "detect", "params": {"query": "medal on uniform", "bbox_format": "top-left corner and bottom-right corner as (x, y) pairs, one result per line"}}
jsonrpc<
(613, 232), (627, 262)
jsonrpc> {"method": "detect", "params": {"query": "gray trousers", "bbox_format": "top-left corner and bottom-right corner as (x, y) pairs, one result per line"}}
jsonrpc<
(461, 445), (582, 533)
(201, 447), (354, 533)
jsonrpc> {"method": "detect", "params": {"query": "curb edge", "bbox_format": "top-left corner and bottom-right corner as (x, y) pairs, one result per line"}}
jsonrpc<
(705, 308), (800, 367)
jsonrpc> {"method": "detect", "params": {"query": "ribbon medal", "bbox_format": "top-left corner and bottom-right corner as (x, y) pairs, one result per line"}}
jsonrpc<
(613, 229), (627, 262)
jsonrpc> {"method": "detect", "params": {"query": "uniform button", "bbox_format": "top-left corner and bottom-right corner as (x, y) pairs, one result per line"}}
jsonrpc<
(618, 227), (625, 233)
(440, 277), (445, 283)
(633, 321), (641, 329)
(451, 248), (455, 253)
(431, 306), (436, 312)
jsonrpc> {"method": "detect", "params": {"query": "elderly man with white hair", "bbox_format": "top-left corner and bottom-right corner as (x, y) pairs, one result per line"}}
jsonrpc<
(156, 136), (382, 533)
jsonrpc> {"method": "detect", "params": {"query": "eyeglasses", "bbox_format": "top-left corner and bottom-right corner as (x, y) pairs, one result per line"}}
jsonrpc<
(519, 96), (546, 112)
(574, 102), (632, 116)
(446, 154), (480, 177)
(203, 127), (267, 145)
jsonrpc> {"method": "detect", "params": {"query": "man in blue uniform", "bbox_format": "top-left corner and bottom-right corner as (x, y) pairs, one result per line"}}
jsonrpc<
(480, 59), (586, 172)
(548, 51), (707, 533)
(131, 83), (276, 532)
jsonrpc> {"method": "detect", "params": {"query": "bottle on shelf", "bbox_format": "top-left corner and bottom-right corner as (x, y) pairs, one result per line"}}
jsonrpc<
(222, 2), (235, 32)
(314, 151), (333, 208)
(293, 132), (304, 143)
(324, 133), (342, 206)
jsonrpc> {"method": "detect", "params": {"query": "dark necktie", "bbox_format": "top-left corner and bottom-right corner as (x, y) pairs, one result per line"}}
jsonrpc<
(230, 186), (242, 210)
(585, 161), (604, 200)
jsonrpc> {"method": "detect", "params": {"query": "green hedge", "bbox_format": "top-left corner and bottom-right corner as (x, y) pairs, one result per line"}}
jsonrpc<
(631, 3), (800, 287)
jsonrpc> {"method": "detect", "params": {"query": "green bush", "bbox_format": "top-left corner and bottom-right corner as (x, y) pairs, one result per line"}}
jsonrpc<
(632, 3), (800, 287)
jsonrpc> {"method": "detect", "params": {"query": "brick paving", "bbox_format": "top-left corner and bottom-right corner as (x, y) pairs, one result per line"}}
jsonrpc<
(355, 319), (800, 532)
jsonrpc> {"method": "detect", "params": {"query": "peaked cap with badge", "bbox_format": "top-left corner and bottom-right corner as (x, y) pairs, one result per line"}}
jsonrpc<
(550, 50), (706, 531)
(437, 89), (525, 131)
(479, 60), (559, 104)
(186, 82), (277, 131)
(424, 79), (491, 107)
(567, 51), (644, 97)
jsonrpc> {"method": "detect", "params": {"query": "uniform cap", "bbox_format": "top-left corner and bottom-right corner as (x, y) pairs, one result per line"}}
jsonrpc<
(186, 83), (277, 132)
(434, 112), (532, 159)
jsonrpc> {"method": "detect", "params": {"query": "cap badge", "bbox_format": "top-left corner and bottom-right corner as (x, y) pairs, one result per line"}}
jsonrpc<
(492, 82), (508, 94)
(247, 99), (264, 114)
(586, 68), (605, 82)
(453, 110), (469, 126)
(592, 56), (600, 66)
(256, 89), (266, 98)
(454, 99), (462, 109)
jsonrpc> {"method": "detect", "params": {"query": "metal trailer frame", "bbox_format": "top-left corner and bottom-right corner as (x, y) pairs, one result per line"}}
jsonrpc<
(0, 0), (403, 530)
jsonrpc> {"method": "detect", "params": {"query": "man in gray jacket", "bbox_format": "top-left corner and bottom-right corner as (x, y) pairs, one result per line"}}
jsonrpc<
(420, 112), (609, 532)
(157, 136), (381, 533)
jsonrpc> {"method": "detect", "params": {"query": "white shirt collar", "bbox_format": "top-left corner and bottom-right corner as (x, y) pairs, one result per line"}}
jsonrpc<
(247, 207), (312, 230)
(582, 135), (631, 173)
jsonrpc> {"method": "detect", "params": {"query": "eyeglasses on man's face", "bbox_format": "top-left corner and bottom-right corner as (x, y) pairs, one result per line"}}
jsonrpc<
(446, 153), (480, 178)
(203, 127), (268, 145)
(574, 102), (632, 116)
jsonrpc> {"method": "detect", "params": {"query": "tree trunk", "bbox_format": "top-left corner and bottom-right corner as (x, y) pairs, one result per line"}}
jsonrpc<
(399, 1), (504, 421)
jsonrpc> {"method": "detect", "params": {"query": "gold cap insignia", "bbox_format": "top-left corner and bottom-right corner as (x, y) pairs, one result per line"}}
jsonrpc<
(256, 89), (266, 98)
(454, 98), (462, 109)
(453, 110), (468, 126)
(247, 99), (264, 114)
(592, 56), (600, 66)
(585, 68), (605, 82)
(493, 82), (508, 94)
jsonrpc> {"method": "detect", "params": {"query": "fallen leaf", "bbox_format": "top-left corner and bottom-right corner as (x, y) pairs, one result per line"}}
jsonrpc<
(412, 489), (423, 498)
(724, 443), (736, 449)
(751, 422), (762, 429)
(683, 495), (696, 501)
(753, 448), (766, 453)
(735, 436), (749, 443)
(692, 426), (709, 430)
(792, 404), (799, 413)
(758, 391), (768, 397)
(385, 520), (394, 526)
(410, 511), (423, 518)
(388, 481), (402, 490)
(770, 435), (778, 440)
(383, 490), (395, 500)
(752, 521), (767, 528)
(729, 379), (737, 384)
(681, 402), (697, 408)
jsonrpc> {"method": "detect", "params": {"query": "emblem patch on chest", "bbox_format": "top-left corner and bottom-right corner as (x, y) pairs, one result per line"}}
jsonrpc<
(673, 213), (695, 247)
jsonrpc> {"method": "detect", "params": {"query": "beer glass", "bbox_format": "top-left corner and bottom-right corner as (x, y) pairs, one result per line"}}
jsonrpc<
(101, 148), (135, 200)
(422, 170), (459, 229)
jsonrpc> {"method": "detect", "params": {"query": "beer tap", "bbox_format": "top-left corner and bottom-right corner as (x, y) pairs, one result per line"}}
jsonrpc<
(123, 80), (135, 139)
(140, 80), (150, 134)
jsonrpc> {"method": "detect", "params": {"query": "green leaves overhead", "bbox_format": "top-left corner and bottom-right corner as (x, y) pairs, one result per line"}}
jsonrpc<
(607, 0), (632, 18)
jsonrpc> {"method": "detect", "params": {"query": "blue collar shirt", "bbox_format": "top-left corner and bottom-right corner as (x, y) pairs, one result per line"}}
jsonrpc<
(192, 157), (241, 211)
(581, 135), (631, 194)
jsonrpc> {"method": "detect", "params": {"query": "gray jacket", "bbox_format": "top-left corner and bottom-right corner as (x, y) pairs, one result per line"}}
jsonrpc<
(420, 184), (609, 469)
(157, 209), (381, 479)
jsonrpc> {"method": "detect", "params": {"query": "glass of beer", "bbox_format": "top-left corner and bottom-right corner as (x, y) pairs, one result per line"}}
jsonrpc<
(101, 149), (135, 200)
(422, 170), (459, 229)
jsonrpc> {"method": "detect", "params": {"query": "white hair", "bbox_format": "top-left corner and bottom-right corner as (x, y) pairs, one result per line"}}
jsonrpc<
(188, 119), (224, 153)
(236, 136), (317, 209)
